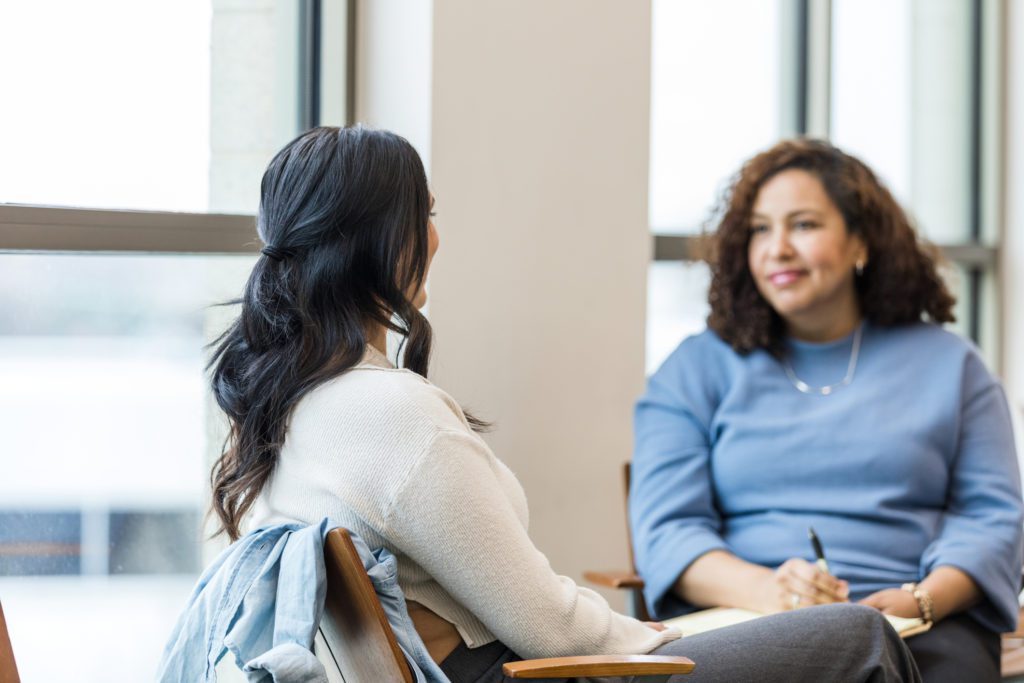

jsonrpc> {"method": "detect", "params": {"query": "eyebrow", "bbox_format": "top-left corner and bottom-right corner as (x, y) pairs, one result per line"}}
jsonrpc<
(429, 196), (436, 209)
(749, 209), (823, 221)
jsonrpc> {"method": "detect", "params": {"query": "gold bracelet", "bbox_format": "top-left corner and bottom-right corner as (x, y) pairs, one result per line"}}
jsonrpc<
(900, 582), (935, 623)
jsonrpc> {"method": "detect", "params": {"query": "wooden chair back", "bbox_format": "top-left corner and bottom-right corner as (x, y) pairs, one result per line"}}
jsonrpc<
(0, 602), (21, 683)
(622, 462), (638, 573)
(582, 462), (652, 621)
(316, 528), (414, 683)
(621, 462), (653, 621)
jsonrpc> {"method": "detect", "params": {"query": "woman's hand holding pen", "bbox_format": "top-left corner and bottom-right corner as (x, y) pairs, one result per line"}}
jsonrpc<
(675, 549), (848, 615)
(766, 558), (850, 612)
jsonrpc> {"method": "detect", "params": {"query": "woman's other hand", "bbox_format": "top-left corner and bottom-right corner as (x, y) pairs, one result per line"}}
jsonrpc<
(858, 588), (921, 618)
(762, 558), (850, 612)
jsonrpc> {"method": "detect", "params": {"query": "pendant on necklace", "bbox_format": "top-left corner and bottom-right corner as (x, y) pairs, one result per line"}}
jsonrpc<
(782, 324), (864, 396)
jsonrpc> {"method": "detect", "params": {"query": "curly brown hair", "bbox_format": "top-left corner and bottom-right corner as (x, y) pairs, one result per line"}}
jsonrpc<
(706, 138), (955, 356)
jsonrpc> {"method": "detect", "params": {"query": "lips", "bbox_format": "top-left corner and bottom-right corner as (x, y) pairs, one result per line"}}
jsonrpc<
(768, 269), (806, 287)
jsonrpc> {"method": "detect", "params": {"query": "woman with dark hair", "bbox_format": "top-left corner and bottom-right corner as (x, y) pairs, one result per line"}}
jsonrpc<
(208, 127), (920, 682)
(631, 138), (1023, 682)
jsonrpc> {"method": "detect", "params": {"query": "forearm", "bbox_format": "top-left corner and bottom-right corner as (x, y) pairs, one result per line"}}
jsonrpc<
(918, 565), (981, 622)
(675, 549), (774, 612)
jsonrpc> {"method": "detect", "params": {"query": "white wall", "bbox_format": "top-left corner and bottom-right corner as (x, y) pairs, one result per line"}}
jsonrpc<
(426, 1), (652, 608)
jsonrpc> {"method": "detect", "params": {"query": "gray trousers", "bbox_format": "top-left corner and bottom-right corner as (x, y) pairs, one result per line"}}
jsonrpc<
(440, 604), (922, 683)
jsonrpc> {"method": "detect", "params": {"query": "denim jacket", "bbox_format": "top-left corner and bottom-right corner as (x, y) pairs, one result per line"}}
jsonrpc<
(156, 518), (449, 683)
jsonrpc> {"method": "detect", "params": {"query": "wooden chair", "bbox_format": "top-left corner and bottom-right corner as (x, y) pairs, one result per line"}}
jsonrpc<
(1000, 607), (1024, 681)
(582, 462), (652, 622)
(0, 602), (21, 683)
(313, 527), (694, 681)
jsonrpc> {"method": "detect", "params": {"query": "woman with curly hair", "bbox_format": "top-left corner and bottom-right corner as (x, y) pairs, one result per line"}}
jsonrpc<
(630, 139), (1023, 682)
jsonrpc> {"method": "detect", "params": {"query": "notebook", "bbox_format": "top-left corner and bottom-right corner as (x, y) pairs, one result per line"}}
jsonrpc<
(664, 606), (932, 639)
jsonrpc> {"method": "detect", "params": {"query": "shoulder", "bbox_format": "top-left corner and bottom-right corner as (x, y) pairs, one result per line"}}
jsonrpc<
(642, 328), (747, 410)
(658, 328), (738, 371)
(651, 328), (747, 386)
(871, 322), (986, 368)
(871, 321), (969, 350)
(869, 322), (998, 391)
(299, 364), (472, 437)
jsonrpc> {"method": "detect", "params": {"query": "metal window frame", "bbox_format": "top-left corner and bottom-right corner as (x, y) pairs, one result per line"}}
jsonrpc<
(300, 0), (358, 130)
(298, 0), (324, 131)
(0, 205), (257, 254)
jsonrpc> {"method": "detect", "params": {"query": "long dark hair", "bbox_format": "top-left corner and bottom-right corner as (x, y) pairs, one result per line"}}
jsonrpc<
(707, 138), (955, 356)
(208, 125), (461, 540)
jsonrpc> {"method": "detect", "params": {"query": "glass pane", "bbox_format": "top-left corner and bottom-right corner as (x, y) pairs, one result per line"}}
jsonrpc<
(649, 0), (782, 234)
(831, 0), (973, 243)
(0, 253), (253, 682)
(646, 261), (711, 374)
(0, 0), (301, 214)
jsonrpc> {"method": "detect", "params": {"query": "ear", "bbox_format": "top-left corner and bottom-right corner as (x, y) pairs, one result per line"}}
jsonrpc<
(851, 233), (868, 267)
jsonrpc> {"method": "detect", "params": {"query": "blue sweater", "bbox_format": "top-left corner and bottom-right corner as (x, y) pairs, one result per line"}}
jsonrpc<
(630, 322), (1024, 633)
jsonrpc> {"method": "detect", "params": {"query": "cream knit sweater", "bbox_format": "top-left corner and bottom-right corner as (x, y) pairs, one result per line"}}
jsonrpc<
(249, 346), (679, 659)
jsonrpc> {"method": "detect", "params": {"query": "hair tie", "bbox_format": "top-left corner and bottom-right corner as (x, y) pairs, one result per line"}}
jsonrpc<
(261, 245), (291, 262)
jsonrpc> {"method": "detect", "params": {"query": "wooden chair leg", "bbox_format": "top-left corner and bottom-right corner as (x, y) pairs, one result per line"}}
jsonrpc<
(0, 602), (21, 683)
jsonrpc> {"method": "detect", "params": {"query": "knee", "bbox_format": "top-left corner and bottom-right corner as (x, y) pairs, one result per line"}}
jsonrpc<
(824, 603), (890, 633)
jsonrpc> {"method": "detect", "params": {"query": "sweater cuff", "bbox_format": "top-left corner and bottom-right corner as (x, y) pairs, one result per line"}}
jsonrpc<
(640, 530), (729, 620)
(923, 552), (1021, 633)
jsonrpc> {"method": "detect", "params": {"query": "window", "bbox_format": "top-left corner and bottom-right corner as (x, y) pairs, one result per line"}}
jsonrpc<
(0, 1), (352, 679)
(649, 0), (783, 235)
(830, 0), (998, 354)
(647, 0), (785, 372)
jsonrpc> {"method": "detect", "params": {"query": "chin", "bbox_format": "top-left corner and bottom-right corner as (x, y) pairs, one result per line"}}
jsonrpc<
(764, 295), (814, 320)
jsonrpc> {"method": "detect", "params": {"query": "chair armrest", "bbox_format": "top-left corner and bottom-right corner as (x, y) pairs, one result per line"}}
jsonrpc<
(503, 655), (694, 678)
(582, 569), (646, 589)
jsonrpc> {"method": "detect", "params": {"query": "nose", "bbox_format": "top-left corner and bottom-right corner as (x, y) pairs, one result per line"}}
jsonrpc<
(766, 225), (794, 259)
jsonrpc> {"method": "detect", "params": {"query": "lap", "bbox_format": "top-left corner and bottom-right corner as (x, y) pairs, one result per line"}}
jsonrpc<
(440, 604), (920, 683)
(903, 612), (1000, 683)
(648, 603), (917, 682)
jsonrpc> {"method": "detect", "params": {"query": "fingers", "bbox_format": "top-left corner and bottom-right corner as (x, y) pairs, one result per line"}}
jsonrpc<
(858, 592), (885, 609)
(775, 558), (849, 607)
(787, 558), (849, 599)
(860, 602), (901, 618)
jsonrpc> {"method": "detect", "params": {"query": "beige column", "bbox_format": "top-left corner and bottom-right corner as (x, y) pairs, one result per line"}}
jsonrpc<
(426, 0), (653, 609)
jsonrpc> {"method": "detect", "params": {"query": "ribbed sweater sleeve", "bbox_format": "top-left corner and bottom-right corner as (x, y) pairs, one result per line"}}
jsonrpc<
(382, 427), (680, 659)
(919, 352), (1024, 632)
(630, 335), (730, 618)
